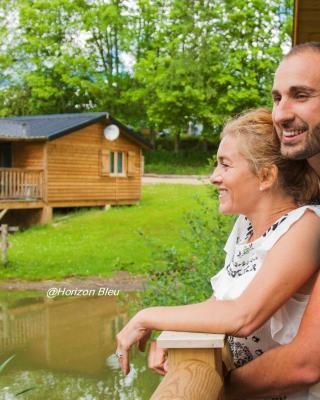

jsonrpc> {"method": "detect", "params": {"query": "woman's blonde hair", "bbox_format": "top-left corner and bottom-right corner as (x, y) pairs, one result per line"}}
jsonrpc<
(221, 108), (320, 204)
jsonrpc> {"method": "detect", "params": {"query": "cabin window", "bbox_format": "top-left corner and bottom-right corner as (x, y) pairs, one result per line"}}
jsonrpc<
(117, 152), (123, 174)
(110, 151), (125, 176)
(110, 152), (115, 174)
(100, 149), (135, 177)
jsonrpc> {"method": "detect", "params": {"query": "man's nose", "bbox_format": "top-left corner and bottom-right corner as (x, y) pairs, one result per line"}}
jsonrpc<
(273, 98), (295, 126)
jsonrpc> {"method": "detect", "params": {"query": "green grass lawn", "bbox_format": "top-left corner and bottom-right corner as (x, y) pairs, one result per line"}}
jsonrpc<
(0, 185), (217, 280)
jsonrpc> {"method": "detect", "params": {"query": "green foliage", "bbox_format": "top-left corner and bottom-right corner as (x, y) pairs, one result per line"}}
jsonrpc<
(155, 135), (219, 152)
(0, 0), (293, 137)
(144, 148), (213, 175)
(0, 0), (138, 119)
(0, 354), (15, 374)
(129, 0), (292, 147)
(0, 354), (35, 396)
(136, 189), (234, 308)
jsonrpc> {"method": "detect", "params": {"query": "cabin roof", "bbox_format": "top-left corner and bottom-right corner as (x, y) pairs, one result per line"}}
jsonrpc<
(0, 112), (151, 149)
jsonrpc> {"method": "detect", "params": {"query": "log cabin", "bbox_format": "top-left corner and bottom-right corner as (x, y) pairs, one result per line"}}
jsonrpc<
(0, 112), (150, 227)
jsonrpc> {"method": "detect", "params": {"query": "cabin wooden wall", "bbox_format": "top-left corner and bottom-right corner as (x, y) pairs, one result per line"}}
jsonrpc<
(12, 142), (45, 169)
(46, 122), (142, 206)
(293, 0), (320, 45)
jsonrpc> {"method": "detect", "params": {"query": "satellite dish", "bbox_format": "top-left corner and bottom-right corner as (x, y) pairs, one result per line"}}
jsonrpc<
(104, 124), (120, 141)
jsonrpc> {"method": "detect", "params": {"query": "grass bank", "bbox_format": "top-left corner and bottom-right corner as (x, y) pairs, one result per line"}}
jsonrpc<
(0, 185), (218, 280)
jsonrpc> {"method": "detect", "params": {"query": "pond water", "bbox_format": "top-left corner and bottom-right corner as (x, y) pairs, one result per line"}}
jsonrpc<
(0, 291), (160, 399)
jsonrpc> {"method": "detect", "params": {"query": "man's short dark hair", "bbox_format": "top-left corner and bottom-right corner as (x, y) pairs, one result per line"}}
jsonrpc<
(285, 41), (320, 58)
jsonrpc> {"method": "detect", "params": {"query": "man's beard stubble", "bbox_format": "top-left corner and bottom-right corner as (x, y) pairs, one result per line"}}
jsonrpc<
(281, 123), (320, 160)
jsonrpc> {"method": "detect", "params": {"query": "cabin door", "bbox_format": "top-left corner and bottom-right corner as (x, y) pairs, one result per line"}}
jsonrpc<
(0, 143), (12, 167)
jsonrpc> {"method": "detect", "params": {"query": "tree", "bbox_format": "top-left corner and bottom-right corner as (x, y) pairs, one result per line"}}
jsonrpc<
(129, 0), (292, 151)
(0, 0), (134, 117)
(0, 0), (293, 142)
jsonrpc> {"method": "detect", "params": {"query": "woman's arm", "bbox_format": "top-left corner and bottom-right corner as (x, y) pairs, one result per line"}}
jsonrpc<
(116, 211), (320, 374)
(139, 211), (320, 335)
(226, 273), (320, 399)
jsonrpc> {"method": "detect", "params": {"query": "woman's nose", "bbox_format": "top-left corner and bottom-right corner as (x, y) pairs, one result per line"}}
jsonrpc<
(210, 168), (222, 185)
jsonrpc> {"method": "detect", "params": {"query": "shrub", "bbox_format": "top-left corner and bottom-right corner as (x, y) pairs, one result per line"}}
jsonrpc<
(155, 135), (219, 152)
(135, 187), (234, 308)
(144, 149), (216, 175)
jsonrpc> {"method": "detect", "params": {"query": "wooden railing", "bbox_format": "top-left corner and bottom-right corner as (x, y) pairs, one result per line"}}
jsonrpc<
(151, 331), (234, 400)
(0, 168), (45, 201)
(0, 306), (46, 352)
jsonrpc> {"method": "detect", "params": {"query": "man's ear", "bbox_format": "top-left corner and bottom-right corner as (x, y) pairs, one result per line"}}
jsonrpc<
(258, 165), (278, 191)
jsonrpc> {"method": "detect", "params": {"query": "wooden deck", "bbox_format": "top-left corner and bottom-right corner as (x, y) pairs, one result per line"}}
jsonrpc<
(0, 168), (45, 202)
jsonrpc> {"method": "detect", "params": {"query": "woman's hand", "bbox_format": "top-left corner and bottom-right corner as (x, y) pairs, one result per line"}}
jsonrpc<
(116, 311), (151, 375)
(148, 341), (168, 376)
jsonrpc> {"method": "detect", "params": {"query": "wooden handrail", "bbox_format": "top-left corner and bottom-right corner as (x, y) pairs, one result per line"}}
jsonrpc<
(0, 168), (43, 173)
(151, 331), (228, 400)
(0, 168), (45, 200)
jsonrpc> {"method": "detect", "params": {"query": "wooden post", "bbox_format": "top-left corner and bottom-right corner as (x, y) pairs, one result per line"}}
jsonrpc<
(0, 302), (10, 339)
(0, 224), (19, 266)
(39, 206), (53, 224)
(151, 331), (226, 400)
(0, 209), (8, 222)
(1, 224), (8, 265)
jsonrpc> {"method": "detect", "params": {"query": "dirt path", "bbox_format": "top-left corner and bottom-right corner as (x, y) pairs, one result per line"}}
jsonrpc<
(142, 173), (209, 185)
(0, 272), (144, 292)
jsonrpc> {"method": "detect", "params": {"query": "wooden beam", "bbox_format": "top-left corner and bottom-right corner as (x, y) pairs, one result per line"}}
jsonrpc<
(157, 331), (225, 349)
(48, 199), (139, 207)
(0, 201), (45, 210)
(293, 0), (299, 45)
(0, 209), (8, 221)
(151, 331), (226, 400)
(293, 0), (320, 45)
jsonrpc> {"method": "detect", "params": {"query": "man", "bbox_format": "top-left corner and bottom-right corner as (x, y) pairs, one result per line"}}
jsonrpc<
(226, 41), (320, 398)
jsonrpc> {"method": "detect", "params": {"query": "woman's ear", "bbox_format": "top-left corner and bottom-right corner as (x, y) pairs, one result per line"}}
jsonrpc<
(258, 165), (278, 191)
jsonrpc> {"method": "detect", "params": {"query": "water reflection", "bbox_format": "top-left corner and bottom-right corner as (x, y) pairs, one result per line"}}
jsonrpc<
(0, 292), (160, 399)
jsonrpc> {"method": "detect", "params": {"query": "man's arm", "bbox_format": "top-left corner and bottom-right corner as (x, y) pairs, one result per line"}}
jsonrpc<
(226, 273), (320, 399)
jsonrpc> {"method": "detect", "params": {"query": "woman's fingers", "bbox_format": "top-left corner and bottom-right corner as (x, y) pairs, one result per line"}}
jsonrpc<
(116, 331), (131, 375)
(152, 366), (167, 376)
(115, 316), (152, 375)
(121, 350), (130, 375)
(138, 329), (151, 352)
(115, 345), (130, 375)
(148, 341), (168, 375)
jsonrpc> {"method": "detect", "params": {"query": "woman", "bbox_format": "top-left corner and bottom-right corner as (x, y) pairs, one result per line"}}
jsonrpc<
(116, 109), (320, 398)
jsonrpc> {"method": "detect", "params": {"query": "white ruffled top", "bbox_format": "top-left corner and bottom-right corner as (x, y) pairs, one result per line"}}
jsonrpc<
(211, 205), (320, 400)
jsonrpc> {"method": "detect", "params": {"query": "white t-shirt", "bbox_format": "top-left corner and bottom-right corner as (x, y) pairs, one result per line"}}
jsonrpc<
(211, 205), (320, 400)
